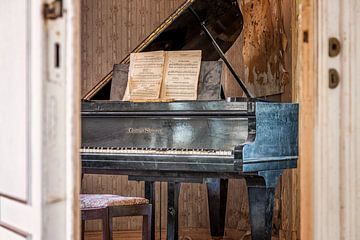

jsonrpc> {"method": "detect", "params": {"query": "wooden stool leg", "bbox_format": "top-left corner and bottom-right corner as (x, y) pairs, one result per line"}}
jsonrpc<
(145, 181), (155, 240)
(102, 209), (110, 240)
(81, 220), (85, 240)
(142, 205), (152, 240)
(109, 214), (113, 240)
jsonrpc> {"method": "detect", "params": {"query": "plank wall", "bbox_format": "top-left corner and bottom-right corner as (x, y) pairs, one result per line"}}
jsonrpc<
(81, 0), (299, 239)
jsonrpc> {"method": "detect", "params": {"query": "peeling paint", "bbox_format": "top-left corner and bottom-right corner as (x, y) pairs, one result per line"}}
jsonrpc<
(224, 0), (291, 97)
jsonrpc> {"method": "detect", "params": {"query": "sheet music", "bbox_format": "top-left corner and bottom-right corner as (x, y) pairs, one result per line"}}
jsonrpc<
(160, 50), (202, 100)
(123, 51), (165, 101)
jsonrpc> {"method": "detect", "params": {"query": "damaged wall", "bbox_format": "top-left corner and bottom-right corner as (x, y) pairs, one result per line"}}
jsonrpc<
(224, 0), (292, 99)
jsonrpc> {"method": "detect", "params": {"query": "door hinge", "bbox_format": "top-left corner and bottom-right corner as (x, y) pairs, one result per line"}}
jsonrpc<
(43, 0), (63, 20)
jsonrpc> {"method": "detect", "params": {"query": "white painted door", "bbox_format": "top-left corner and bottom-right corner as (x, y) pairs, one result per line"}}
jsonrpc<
(0, 0), (80, 239)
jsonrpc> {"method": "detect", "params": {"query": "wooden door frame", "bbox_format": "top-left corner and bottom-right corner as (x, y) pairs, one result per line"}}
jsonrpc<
(41, 0), (81, 238)
(50, 0), (81, 239)
(296, 1), (315, 240)
(298, 0), (360, 239)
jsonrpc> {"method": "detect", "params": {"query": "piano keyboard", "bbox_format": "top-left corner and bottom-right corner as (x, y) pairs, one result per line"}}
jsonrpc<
(81, 147), (233, 156)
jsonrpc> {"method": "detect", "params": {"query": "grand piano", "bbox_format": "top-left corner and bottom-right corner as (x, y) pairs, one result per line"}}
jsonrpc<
(81, 0), (299, 240)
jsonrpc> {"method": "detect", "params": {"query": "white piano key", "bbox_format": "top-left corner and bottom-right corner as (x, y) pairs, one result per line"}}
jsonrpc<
(80, 147), (232, 156)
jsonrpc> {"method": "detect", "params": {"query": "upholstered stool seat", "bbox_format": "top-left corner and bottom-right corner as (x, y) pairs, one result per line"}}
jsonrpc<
(80, 194), (151, 240)
(80, 194), (149, 209)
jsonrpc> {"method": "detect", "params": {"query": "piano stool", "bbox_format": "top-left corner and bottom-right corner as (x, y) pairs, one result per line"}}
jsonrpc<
(80, 194), (152, 240)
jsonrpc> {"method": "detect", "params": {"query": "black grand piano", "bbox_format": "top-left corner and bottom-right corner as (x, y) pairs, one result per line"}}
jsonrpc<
(81, 1), (299, 240)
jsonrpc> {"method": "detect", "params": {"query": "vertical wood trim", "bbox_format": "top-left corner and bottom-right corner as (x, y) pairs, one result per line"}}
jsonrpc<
(41, 0), (81, 239)
(314, 0), (341, 239)
(338, 1), (360, 239)
(314, 0), (360, 240)
(64, 0), (81, 239)
(297, 1), (315, 240)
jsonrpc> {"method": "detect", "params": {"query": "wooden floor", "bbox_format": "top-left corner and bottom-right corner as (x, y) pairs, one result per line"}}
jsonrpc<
(84, 229), (284, 240)
(85, 229), (247, 240)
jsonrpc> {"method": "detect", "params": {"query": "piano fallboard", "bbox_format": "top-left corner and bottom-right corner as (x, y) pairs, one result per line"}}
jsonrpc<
(81, 99), (298, 174)
(82, 100), (254, 151)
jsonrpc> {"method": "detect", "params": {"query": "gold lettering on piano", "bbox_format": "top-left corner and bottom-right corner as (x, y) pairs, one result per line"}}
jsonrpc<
(128, 128), (162, 134)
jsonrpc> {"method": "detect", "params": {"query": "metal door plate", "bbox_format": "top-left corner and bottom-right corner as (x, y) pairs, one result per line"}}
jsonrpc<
(329, 69), (340, 89)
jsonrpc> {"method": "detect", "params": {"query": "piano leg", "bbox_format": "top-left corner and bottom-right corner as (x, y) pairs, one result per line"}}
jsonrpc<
(145, 181), (155, 240)
(167, 182), (181, 240)
(206, 178), (228, 239)
(245, 170), (282, 240)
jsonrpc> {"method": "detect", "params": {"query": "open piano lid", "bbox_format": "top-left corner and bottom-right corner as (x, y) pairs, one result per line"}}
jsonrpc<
(83, 0), (244, 100)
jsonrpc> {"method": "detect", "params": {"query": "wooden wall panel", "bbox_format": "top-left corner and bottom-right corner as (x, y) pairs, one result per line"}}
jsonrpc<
(81, 0), (299, 239)
(81, 0), (185, 96)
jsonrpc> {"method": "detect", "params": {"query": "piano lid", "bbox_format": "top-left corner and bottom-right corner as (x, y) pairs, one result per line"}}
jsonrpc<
(83, 0), (244, 100)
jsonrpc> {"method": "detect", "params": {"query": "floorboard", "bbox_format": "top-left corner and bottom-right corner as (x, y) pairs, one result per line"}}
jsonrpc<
(84, 228), (283, 240)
